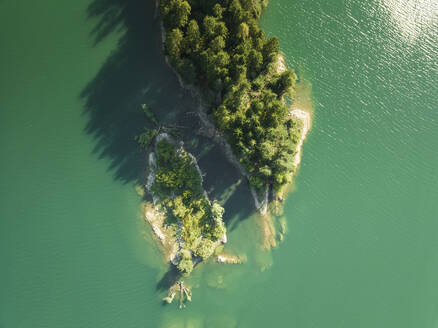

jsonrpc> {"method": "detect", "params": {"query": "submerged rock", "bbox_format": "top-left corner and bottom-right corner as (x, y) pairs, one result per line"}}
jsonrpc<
(163, 281), (192, 309)
(217, 254), (243, 264)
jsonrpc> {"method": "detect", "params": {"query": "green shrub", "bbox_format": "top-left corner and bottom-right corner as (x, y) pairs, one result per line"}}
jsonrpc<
(135, 129), (157, 149)
(177, 249), (194, 276)
(194, 239), (216, 260)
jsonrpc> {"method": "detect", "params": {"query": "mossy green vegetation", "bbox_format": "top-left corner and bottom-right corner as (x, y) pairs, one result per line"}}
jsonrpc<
(160, 0), (303, 193)
(135, 128), (158, 149)
(151, 139), (226, 276)
(135, 104), (159, 148)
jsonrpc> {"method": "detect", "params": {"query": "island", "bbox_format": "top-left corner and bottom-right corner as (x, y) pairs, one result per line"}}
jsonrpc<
(139, 123), (239, 306)
(139, 0), (311, 306)
(144, 133), (226, 273)
(158, 0), (310, 213)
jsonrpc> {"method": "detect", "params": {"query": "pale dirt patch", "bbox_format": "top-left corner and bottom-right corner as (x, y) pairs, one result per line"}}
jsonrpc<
(276, 53), (287, 74)
(143, 202), (178, 263)
(290, 108), (311, 169)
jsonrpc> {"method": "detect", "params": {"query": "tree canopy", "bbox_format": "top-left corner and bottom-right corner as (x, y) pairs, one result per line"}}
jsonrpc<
(160, 0), (301, 191)
(152, 140), (226, 275)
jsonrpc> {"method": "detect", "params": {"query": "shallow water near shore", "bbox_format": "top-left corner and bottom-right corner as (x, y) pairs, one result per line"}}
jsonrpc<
(1, 0), (438, 327)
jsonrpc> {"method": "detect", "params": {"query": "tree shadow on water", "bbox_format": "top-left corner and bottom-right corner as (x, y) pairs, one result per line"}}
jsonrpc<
(83, 0), (254, 221)
(82, 0), (256, 291)
(156, 265), (181, 292)
(82, 0), (191, 184)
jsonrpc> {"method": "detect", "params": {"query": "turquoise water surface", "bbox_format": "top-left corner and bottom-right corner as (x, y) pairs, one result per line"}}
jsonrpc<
(1, 0), (437, 327)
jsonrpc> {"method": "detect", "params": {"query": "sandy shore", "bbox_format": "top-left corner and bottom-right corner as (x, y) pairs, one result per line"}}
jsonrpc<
(276, 53), (287, 74)
(290, 109), (311, 169)
(276, 53), (312, 170)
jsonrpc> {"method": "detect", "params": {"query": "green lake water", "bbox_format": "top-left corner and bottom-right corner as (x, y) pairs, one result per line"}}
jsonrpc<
(1, 0), (437, 327)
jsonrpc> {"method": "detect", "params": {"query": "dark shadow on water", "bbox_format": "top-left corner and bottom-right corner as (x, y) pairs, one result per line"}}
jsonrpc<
(82, 0), (255, 289)
(82, 0), (188, 184)
(156, 265), (181, 293)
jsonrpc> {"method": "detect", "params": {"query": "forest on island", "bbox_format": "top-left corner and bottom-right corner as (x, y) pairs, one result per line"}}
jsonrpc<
(160, 0), (303, 193)
(151, 139), (226, 276)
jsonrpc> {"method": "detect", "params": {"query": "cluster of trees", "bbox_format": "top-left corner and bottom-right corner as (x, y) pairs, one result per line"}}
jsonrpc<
(160, 0), (302, 191)
(153, 140), (202, 194)
(135, 105), (159, 149)
(152, 140), (226, 276)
